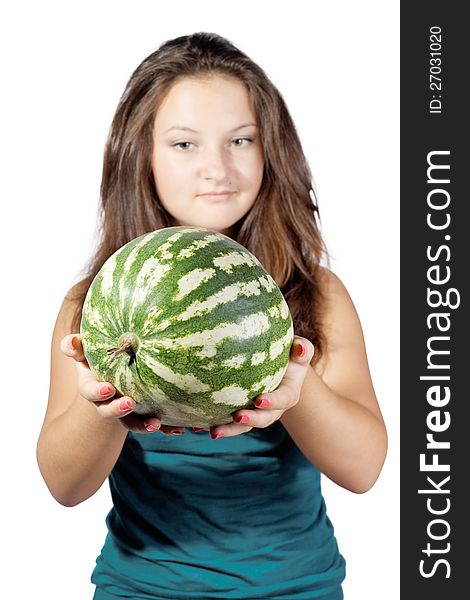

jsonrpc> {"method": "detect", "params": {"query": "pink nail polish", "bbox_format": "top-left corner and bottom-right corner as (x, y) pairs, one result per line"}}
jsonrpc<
(210, 431), (225, 440)
(100, 385), (112, 397)
(255, 397), (270, 408)
(234, 414), (250, 424)
(144, 422), (160, 432)
(119, 398), (133, 411)
(70, 336), (77, 350)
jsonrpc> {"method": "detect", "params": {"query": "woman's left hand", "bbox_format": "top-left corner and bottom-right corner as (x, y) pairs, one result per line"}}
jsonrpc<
(206, 336), (315, 440)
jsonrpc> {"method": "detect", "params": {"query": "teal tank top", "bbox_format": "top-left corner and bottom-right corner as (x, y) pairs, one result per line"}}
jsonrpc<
(91, 422), (346, 599)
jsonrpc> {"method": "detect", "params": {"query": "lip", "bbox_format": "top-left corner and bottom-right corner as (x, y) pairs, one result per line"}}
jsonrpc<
(198, 191), (235, 201)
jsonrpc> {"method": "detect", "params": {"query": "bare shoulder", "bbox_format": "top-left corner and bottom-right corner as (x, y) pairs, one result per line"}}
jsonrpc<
(316, 266), (364, 354)
(59, 280), (88, 331)
(317, 266), (351, 299)
(314, 266), (382, 419)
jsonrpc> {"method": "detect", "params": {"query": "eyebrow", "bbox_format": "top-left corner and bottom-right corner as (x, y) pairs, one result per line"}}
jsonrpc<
(162, 123), (258, 135)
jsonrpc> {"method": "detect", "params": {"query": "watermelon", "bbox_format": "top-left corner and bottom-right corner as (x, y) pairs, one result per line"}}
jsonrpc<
(80, 226), (294, 427)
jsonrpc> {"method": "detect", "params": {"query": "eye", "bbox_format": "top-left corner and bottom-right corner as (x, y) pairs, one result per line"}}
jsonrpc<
(232, 137), (253, 147)
(173, 141), (193, 151)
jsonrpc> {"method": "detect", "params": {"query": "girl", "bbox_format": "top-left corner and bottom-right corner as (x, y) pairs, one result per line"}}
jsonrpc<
(37, 32), (387, 599)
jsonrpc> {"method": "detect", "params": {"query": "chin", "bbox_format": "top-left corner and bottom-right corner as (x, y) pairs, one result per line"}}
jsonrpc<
(179, 216), (245, 236)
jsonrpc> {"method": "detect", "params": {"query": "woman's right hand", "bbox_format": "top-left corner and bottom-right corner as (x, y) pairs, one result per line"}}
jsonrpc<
(60, 334), (187, 436)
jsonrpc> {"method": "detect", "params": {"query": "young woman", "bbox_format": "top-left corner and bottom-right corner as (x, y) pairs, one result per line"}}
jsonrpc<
(37, 32), (387, 599)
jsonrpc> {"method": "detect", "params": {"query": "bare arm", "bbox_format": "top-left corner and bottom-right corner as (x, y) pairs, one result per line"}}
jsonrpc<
(206, 267), (387, 493)
(36, 290), (164, 507)
(280, 269), (388, 493)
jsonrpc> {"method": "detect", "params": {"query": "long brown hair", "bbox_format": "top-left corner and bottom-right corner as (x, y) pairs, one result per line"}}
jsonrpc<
(69, 32), (330, 361)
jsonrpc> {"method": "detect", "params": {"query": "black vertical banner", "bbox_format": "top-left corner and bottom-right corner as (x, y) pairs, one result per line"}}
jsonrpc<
(401, 3), (469, 598)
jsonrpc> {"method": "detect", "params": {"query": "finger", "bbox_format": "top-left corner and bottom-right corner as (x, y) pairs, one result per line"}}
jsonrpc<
(250, 341), (313, 413)
(290, 336), (315, 364)
(75, 360), (117, 402)
(119, 414), (162, 434)
(231, 407), (285, 429)
(94, 396), (137, 419)
(278, 337), (315, 390)
(60, 334), (87, 362)
(209, 422), (253, 439)
(159, 425), (187, 436)
(251, 387), (297, 412)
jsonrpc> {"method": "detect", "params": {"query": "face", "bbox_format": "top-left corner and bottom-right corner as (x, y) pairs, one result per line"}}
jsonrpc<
(151, 75), (264, 236)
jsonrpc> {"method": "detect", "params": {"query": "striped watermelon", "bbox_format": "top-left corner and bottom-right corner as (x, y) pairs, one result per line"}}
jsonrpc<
(80, 227), (294, 427)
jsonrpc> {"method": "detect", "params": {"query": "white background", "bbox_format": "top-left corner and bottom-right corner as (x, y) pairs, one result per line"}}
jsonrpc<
(0, 1), (399, 598)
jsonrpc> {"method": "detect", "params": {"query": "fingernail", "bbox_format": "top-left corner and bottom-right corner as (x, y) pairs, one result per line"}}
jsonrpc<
(119, 398), (134, 411)
(144, 421), (160, 432)
(192, 427), (210, 432)
(171, 429), (185, 435)
(70, 336), (77, 350)
(255, 397), (270, 408)
(100, 385), (113, 397)
(234, 414), (250, 424)
(297, 343), (307, 358)
(210, 431), (225, 440)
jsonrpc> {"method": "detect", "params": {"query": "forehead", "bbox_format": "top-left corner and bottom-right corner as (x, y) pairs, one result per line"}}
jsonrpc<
(154, 75), (257, 131)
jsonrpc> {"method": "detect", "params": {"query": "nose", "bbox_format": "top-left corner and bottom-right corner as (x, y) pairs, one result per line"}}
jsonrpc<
(199, 145), (231, 182)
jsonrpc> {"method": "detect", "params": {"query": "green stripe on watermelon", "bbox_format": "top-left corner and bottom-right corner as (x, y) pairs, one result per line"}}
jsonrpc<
(81, 227), (294, 427)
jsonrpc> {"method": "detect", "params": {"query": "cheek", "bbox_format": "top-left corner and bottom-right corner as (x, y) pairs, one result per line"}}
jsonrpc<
(237, 151), (263, 180)
(248, 155), (264, 190)
(156, 154), (196, 185)
(249, 147), (264, 177)
(152, 155), (180, 195)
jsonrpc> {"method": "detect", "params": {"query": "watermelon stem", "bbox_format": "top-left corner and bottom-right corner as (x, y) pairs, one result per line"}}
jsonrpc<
(107, 333), (139, 366)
